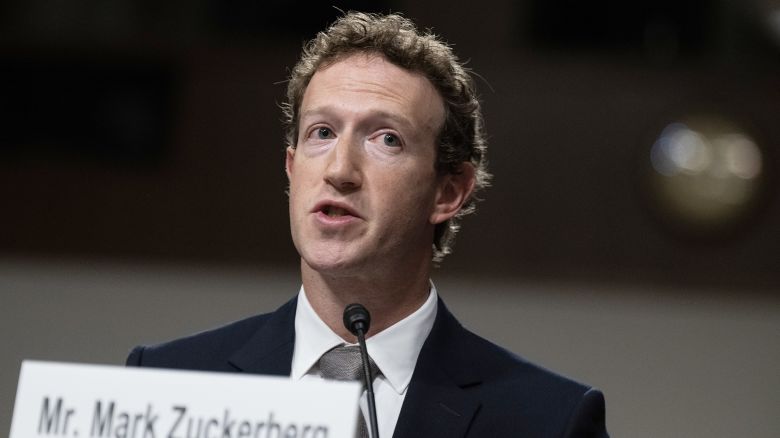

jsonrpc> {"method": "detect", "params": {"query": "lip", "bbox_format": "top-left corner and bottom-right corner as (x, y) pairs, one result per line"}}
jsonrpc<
(311, 200), (363, 225)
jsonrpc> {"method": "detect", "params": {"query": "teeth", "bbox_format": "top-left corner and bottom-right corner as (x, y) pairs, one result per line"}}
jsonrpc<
(327, 207), (347, 217)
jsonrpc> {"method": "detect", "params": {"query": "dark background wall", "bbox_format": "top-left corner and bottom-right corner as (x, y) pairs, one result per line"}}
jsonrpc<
(1, 2), (779, 437)
(1, 0), (778, 290)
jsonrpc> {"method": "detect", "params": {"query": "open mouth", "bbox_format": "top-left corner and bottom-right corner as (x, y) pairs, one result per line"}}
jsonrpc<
(315, 201), (359, 220)
(323, 205), (350, 217)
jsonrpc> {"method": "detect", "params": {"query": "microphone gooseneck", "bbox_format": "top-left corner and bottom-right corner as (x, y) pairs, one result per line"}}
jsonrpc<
(343, 303), (371, 336)
(342, 303), (379, 438)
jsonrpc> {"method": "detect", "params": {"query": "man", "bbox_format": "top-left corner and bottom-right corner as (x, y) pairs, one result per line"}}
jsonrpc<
(127, 12), (609, 438)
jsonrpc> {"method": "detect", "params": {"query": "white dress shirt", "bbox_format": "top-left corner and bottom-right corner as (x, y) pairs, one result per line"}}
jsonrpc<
(290, 284), (438, 438)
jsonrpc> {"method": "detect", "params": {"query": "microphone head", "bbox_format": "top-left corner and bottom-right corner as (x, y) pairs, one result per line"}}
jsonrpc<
(343, 303), (371, 336)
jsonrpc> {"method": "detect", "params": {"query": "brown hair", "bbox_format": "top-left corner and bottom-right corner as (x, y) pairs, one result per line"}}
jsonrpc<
(282, 11), (490, 261)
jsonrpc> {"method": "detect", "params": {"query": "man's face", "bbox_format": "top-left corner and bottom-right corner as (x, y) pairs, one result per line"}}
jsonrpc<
(285, 53), (451, 276)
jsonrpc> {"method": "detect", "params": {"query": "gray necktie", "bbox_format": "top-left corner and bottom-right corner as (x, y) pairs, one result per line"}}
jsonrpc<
(318, 345), (379, 438)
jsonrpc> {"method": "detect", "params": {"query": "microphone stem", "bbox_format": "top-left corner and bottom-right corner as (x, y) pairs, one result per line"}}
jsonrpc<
(356, 330), (379, 438)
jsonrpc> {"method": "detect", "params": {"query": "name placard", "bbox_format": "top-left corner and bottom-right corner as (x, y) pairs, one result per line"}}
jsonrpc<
(10, 361), (361, 438)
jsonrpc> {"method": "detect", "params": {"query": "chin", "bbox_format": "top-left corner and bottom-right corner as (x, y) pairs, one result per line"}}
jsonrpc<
(301, 248), (366, 277)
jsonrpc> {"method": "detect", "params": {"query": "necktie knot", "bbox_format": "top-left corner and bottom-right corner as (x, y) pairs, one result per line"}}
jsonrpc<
(318, 345), (380, 438)
(318, 345), (379, 383)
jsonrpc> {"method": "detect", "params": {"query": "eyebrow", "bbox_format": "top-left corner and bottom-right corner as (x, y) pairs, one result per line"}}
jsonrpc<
(300, 106), (417, 132)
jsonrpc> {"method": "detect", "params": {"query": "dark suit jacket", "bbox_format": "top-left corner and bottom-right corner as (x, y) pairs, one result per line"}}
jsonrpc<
(127, 297), (608, 438)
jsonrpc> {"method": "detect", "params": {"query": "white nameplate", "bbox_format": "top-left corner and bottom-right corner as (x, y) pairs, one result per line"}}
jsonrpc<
(10, 360), (361, 438)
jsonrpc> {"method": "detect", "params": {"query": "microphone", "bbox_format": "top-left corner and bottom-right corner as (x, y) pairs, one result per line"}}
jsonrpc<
(343, 303), (379, 438)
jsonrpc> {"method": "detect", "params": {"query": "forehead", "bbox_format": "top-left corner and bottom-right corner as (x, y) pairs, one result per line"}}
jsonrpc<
(300, 53), (445, 135)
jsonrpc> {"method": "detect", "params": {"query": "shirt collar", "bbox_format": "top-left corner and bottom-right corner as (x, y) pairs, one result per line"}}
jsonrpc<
(290, 283), (439, 395)
(290, 286), (345, 381)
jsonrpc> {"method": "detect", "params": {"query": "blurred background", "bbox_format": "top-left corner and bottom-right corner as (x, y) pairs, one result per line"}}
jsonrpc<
(1, 1), (778, 437)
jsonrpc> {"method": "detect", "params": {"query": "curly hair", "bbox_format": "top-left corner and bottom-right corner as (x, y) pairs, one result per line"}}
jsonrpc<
(282, 11), (490, 261)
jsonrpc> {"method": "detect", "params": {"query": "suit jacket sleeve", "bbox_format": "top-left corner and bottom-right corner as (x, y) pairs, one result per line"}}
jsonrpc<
(126, 345), (144, 366)
(564, 388), (609, 438)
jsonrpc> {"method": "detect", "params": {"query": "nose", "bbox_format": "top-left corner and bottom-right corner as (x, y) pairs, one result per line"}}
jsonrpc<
(324, 134), (363, 192)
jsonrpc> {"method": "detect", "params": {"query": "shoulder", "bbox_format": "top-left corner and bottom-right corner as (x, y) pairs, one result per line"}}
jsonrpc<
(126, 298), (296, 372)
(433, 300), (595, 399)
(458, 326), (595, 403)
(460, 330), (608, 437)
(427, 303), (608, 436)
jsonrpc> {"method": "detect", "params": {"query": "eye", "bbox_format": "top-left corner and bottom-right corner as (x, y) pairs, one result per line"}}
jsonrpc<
(316, 127), (334, 139)
(382, 133), (401, 147)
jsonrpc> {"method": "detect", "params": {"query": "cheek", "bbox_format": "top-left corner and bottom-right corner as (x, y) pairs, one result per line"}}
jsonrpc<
(379, 168), (438, 214)
(287, 176), (310, 224)
(288, 160), (319, 197)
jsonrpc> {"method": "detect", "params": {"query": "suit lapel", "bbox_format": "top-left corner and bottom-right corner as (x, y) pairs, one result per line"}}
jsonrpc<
(392, 298), (482, 438)
(223, 295), (483, 437)
(227, 297), (298, 376)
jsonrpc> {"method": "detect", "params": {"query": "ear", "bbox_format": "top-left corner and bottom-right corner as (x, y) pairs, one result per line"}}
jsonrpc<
(285, 147), (295, 179)
(430, 162), (476, 225)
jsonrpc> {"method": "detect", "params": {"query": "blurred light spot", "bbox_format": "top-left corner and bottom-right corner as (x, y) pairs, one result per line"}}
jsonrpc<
(769, 9), (780, 46)
(651, 123), (712, 176)
(646, 116), (764, 232)
(718, 134), (762, 179)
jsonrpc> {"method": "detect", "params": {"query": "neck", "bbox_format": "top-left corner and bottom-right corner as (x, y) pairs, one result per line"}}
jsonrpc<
(301, 259), (432, 342)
